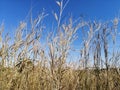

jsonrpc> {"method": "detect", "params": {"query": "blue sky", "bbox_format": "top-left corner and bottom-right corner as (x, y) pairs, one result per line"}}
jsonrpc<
(0, 0), (120, 41)
(0, 0), (120, 64)
(0, 0), (120, 27)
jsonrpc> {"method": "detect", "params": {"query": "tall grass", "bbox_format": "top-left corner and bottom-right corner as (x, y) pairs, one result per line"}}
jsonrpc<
(0, 0), (120, 90)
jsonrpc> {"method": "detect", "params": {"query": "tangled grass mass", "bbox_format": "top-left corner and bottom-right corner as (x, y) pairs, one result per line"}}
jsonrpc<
(0, 1), (120, 90)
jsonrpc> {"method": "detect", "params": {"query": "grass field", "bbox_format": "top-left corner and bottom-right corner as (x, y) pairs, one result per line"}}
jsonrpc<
(0, 0), (120, 90)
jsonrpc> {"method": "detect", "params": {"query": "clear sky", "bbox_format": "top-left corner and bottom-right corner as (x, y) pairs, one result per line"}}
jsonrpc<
(0, 0), (120, 39)
(0, 0), (120, 64)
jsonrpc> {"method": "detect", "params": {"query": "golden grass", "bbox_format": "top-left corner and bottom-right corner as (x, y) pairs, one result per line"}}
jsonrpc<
(0, 0), (120, 90)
